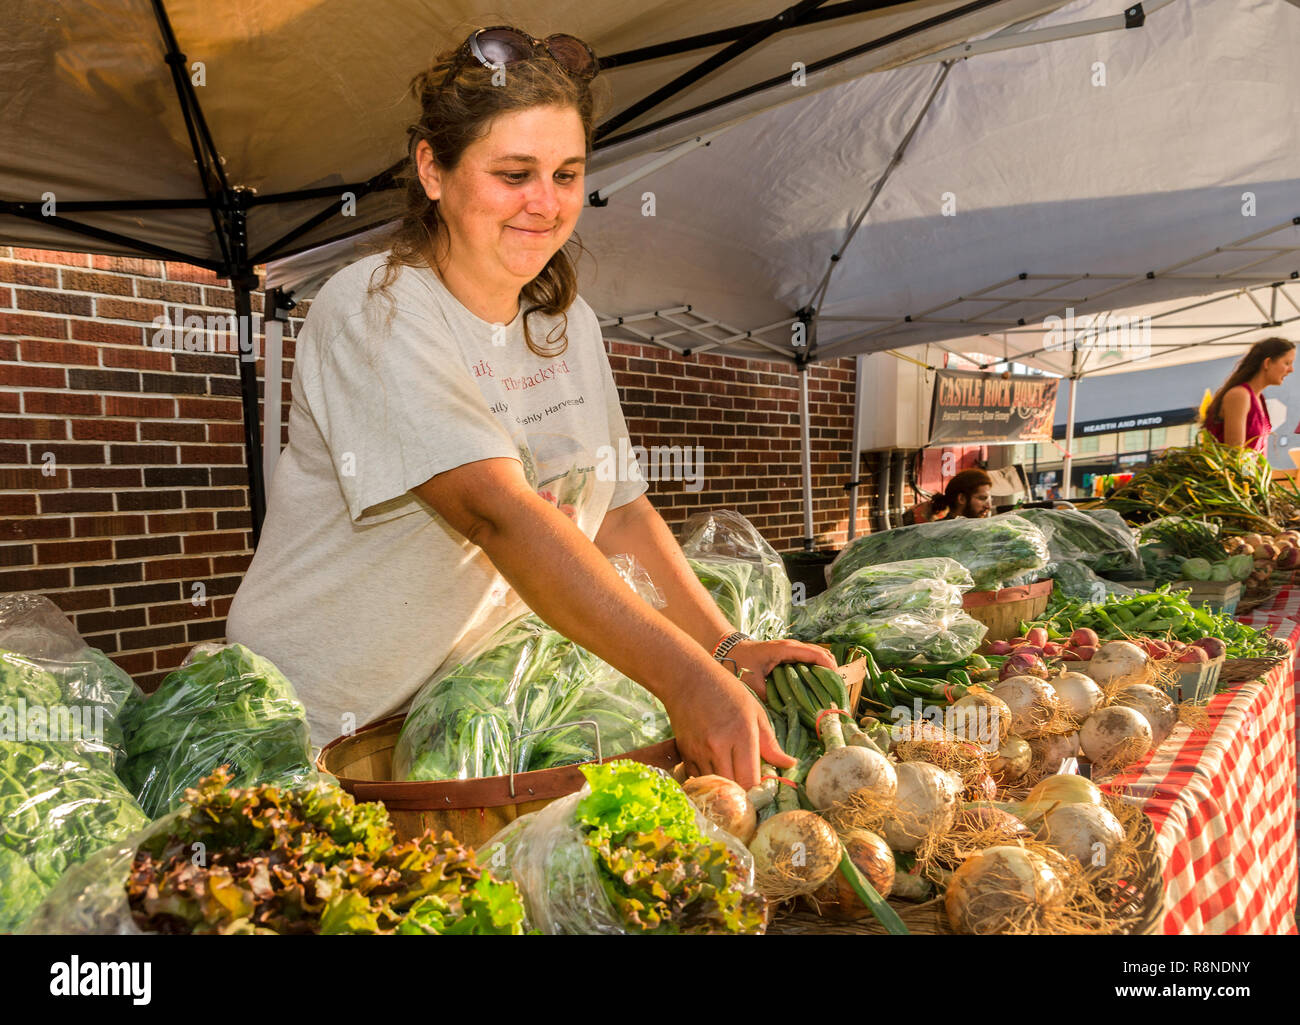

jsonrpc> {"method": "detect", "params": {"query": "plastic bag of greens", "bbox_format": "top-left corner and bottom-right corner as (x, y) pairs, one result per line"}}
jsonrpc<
(0, 594), (140, 769)
(790, 557), (972, 639)
(1015, 507), (1142, 577)
(480, 760), (765, 934)
(393, 555), (673, 782)
(810, 610), (988, 666)
(1049, 562), (1139, 602)
(828, 515), (1048, 591)
(118, 644), (318, 818)
(680, 509), (791, 640)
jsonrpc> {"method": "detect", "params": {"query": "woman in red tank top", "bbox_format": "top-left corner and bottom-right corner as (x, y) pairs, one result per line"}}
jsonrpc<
(1203, 337), (1295, 452)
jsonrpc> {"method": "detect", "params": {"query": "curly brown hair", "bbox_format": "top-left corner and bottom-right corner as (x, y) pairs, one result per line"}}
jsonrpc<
(362, 36), (606, 357)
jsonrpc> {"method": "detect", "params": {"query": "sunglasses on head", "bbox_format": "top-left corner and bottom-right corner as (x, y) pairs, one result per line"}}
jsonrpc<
(440, 26), (600, 90)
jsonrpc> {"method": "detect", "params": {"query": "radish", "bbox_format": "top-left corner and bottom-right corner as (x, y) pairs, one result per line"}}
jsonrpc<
(1178, 646), (1208, 664)
(1069, 627), (1100, 648)
(883, 762), (960, 852)
(1080, 706), (1152, 767)
(1049, 672), (1105, 719)
(1113, 684), (1177, 748)
(992, 675), (1060, 734)
(750, 811), (842, 896)
(986, 639), (1014, 656)
(1034, 802), (1125, 867)
(682, 775), (757, 844)
(945, 846), (1064, 934)
(1070, 645), (1097, 661)
(1042, 642), (1064, 657)
(999, 653), (1048, 681)
(1192, 637), (1226, 660)
(1087, 640), (1149, 688)
(1025, 627), (1049, 648)
(805, 746), (897, 811)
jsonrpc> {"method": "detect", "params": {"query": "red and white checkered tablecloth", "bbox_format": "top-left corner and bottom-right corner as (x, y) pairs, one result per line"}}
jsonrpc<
(1105, 590), (1299, 934)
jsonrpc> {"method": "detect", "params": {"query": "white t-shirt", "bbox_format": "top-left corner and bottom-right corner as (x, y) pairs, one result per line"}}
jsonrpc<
(225, 251), (648, 747)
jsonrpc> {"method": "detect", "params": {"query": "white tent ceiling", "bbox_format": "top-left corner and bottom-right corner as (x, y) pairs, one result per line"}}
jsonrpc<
(267, 0), (1300, 378)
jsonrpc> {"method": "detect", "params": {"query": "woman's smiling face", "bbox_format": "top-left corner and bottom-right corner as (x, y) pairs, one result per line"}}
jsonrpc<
(417, 105), (587, 288)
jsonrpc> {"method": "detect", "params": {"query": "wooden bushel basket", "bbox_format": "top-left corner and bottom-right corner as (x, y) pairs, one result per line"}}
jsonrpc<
(318, 714), (680, 849)
(961, 579), (1054, 642)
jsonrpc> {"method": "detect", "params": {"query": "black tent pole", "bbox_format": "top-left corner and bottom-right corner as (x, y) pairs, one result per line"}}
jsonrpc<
(226, 199), (266, 547)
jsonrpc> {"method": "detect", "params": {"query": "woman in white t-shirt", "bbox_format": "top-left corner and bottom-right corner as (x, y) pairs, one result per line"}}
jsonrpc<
(226, 27), (833, 788)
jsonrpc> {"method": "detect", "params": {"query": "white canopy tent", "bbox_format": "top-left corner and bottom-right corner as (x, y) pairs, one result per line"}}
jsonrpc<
(265, 0), (1300, 535)
(4, 0), (1067, 542)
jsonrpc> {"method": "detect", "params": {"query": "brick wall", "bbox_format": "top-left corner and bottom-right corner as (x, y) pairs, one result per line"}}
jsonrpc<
(2, 247), (877, 688)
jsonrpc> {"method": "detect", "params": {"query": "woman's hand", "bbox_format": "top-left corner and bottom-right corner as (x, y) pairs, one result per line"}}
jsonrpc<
(663, 664), (795, 789)
(726, 638), (838, 703)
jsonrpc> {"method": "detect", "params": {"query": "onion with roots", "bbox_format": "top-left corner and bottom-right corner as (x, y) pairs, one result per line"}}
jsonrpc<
(682, 775), (757, 844)
(883, 762), (960, 852)
(1018, 772), (1105, 823)
(809, 829), (895, 920)
(1079, 706), (1152, 768)
(1112, 684), (1178, 749)
(1087, 641), (1149, 689)
(1034, 802), (1125, 868)
(944, 846), (1065, 934)
(990, 736), (1033, 784)
(805, 746), (897, 811)
(1027, 731), (1079, 775)
(947, 691), (1012, 749)
(952, 805), (1031, 843)
(1049, 672), (1105, 720)
(749, 810), (842, 897)
(992, 675), (1061, 735)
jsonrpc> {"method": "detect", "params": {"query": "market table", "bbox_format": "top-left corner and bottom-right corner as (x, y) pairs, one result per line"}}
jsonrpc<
(1108, 589), (1299, 934)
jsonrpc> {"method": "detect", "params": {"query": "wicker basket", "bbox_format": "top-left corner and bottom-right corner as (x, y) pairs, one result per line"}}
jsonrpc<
(767, 796), (1165, 935)
(1219, 637), (1293, 683)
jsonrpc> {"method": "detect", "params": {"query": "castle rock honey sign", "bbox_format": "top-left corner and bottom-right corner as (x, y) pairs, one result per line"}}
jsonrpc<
(928, 370), (1059, 445)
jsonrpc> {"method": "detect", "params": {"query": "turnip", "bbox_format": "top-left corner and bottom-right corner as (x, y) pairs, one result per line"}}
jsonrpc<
(809, 829), (895, 919)
(749, 810), (842, 897)
(1112, 684), (1177, 748)
(1034, 802), (1125, 868)
(1027, 731), (1078, 775)
(1087, 640), (1149, 688)
(1048, 672), (1105, 719)
(883, 762), (960, 852)
(805, 746), (897, 811)
(1079, 706), (1152, 767)
(944, 846), (1064, 934)
(992, 675), (1060, 735)
(1069, 627), (1100, 649)
(989, 736), (1033, 783)
(682, 775), (757, 844)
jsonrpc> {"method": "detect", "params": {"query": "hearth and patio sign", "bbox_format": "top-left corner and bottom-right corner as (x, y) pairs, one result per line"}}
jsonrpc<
(928, 370), (1059, 445)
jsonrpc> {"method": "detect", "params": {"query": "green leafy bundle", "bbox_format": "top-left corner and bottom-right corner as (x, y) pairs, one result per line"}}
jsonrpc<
(829, 515), (1049, 591)
(120, 769), (525, 935)
(1, 648), (148, 932)
(790, 557), (972, 638)
(1016, 507), (1143, 577)
(572, 761), (766, 935)
(810, 611), (987, 666)
(394, 615), (671, 782)
(680, 510), (792, 640)
(118, 645), (317, 817)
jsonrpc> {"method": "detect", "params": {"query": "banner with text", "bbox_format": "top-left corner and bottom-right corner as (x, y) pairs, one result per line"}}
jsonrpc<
(929, 371), (1059, 445)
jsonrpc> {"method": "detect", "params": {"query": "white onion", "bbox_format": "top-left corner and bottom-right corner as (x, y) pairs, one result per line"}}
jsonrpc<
(1087, 641), (1149, 688)
(883, 762), (960, 852)
(992, 675), (1060, 735)
(1049, 672), (1105, 719)
(947, 691), (1012, 748)
(1112, 684), (1177, 749)
(682, 775), (757, 844)
(990, 736), (1033, 783)
(1079, 706), (1152, 767)
(810, 829), (895, 919)
(749, 811), (842, 897)
(945, 846), (1064, 934)
(805, 746), (897, 811)
(1027, 731), (1079, 775)
(1034, 802), (1126, 868)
